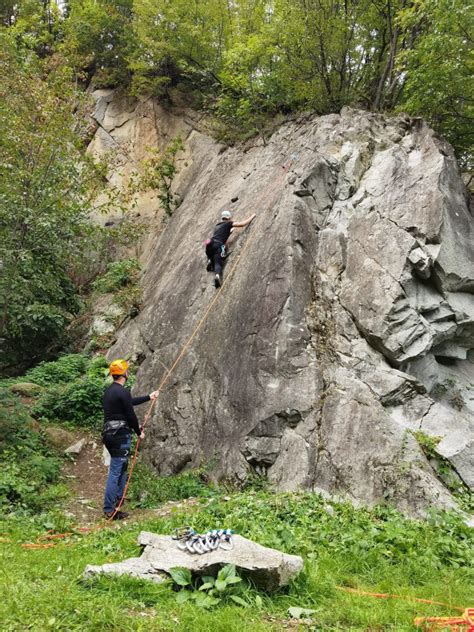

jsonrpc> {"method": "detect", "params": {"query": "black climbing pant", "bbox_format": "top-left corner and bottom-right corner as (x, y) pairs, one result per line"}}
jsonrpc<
(206, 241), (225, 276)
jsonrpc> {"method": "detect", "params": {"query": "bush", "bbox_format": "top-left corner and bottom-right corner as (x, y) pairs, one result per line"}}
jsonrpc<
(24, 354), (89, 387)
(92, 259), (141, 294)
(86, 355), (110, 380)
(33, 377), (106, 428)
(8, 354), (111, 428)
(0, 388), (63, 513)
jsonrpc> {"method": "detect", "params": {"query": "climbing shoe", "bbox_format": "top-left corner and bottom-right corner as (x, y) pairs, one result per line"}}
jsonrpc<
(104, 510), (129, 521)
(214, 274), (221, 288)
(206, 259), (214, 272)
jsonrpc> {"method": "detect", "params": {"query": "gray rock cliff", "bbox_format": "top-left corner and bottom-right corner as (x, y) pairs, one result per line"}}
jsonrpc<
(89, 91), (474, 516)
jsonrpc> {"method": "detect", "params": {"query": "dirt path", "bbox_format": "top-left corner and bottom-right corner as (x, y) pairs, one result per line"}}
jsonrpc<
(60, 432), (202, 527)
(61, 433), (108, 524)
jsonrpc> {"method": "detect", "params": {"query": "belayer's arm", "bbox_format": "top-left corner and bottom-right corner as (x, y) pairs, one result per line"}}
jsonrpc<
(131, 395), (150, 406)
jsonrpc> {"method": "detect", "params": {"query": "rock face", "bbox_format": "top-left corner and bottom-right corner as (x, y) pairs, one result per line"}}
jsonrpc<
(90, 92), (474, 516)
(84, 531), (303, 591)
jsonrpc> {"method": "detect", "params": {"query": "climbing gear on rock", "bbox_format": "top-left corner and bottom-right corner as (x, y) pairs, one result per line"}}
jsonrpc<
(109, 359), (129, 376)
(172, 527), (234, 554)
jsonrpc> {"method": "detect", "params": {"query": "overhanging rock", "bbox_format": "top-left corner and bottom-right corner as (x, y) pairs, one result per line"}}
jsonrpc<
(84, 531), (304, 592)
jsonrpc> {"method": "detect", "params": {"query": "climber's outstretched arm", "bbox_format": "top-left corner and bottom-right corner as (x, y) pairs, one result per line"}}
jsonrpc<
(232, 213), (256, 228)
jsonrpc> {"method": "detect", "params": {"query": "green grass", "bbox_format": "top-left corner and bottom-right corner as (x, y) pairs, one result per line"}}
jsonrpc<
(128, 463), (215, 508)
(1, 491), (472, 631)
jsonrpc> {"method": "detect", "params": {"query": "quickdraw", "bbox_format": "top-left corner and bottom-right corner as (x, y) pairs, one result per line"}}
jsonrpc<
(172, 527), (234, 554)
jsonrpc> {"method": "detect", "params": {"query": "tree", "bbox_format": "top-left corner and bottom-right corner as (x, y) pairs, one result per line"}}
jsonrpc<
(0, 35), (109, 372)
(397, 0), (474, 166)
(6, 0), (62, 57)
(61, 0), (133, 86)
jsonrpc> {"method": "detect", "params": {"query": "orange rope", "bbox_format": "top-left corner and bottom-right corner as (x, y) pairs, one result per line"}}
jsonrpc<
(414, 608), (474, 631)
(336, 586), (466, 612)
(336, 586), (473, 630)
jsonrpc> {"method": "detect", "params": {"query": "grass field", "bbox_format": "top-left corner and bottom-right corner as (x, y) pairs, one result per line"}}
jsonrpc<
(1, 487), (473, 631)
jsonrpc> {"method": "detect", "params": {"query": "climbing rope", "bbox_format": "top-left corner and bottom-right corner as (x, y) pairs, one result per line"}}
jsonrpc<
(21, 156), (295, 548)
(414, 608), (474, 630)
(336, 587), (472, 630)
(336, 587), (466, 612)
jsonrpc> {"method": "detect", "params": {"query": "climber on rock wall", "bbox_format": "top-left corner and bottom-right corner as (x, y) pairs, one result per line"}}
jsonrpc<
(205, 209), (256, 288)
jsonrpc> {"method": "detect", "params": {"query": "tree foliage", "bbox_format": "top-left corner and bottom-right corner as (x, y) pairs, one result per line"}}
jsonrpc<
(45, 0), (471, 160)
(0, 35), (112, 373)
(397, 0), (473, 164)
(61, 0), (133, 86)
(3, 2), (469, 156)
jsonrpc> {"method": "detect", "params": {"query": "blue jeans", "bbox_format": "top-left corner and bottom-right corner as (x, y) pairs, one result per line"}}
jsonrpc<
(103, 433), (131, 513)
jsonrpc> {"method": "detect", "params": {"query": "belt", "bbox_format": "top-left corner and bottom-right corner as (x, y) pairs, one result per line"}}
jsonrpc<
(103, 419), (128, 434)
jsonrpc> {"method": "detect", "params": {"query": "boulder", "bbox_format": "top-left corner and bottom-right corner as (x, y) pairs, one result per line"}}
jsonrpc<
(84, 531), (304, 592)
(44, 427), (77, 450)
(8, 382), (43, 397)
(64, 438), (86, 455)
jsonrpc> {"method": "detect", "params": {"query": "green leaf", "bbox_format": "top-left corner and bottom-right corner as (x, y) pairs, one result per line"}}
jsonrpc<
(217, 564), (236, 581)
(202, 596), (220, 608)
(193, 591), (214, 608)
(255, 595), (263, 607)
(169, 567), (192, 586)
(225, 576), (242, 585)
(215, 579), (227, 591)
(230, 595), (249, 607)
(199, 582), (215, 591)
(175, 590), (190, 604)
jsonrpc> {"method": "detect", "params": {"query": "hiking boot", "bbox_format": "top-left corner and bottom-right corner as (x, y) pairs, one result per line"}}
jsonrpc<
(104, 510), (129, 521)
(214, 274), (221, 288)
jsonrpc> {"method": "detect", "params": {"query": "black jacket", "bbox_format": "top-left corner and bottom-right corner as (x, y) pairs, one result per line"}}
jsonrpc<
(103, 382), (150, 436)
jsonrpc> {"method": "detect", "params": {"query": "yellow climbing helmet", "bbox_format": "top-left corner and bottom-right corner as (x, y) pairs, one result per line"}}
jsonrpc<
(109, 359), (129, 376)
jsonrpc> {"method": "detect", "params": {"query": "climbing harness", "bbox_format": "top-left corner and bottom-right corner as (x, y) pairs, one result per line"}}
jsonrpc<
(172, 527), (234, 554)
(204, 238), (228, 264)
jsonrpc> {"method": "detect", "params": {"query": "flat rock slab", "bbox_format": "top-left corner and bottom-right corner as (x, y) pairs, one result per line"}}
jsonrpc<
(64, 438), (86, 455)
(84, 531), (303, 591)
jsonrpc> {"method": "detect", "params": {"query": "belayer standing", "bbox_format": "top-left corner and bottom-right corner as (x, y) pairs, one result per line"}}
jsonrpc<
(102, 359), (158, 520)
(205, 209), (256, 288)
